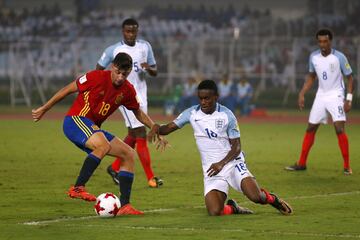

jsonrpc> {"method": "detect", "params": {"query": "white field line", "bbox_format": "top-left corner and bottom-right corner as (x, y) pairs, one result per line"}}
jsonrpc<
(22, 190), (360, 226)
(57, 225), (358, 239)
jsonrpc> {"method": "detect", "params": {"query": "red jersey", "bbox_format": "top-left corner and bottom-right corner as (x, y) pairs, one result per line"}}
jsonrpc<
(67, 70), (139, 126)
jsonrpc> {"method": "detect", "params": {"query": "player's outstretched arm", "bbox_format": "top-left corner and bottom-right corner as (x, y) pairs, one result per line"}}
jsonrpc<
(207, 138), (241, 177)
(158, 122), (179, 136)
(344, 74), (354, 113)
(32, 81), (78, 122)
(140, 63), (157, 77)
(298, 73), (316, 110)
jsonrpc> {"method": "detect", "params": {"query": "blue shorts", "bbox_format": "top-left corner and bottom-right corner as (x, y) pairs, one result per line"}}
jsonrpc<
(63, 116), (115, 154)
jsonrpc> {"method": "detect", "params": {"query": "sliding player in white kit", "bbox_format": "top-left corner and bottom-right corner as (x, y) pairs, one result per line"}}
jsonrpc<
(150, 80), (293, 216)
(97, 18), (163, 187)
(285, 29), (354, 175)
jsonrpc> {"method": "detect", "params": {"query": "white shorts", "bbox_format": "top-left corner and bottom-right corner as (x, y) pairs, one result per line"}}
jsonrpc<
(309, 94), (346, 124)
(119, 104), (148, 129)
(203, 156), (253, 196)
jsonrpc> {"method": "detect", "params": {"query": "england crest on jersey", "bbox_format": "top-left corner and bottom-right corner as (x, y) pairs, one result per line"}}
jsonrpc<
(215, 119), (225, 129)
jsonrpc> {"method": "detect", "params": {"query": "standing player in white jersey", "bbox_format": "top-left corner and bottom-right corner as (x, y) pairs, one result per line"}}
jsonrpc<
(96, 18), (163, 187)
(149, 80), (293, 216)
(285, 29), (354, 175)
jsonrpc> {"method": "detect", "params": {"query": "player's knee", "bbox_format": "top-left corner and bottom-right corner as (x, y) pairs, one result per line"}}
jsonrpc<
(123, 148), (136, 162)
(97, 142), (111, 156)
(207, 207), (222, 216)
(335, 127), (344, 135)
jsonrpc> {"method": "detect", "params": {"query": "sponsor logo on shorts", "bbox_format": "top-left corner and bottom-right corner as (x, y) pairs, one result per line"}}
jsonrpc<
(91, 125), (100, 131)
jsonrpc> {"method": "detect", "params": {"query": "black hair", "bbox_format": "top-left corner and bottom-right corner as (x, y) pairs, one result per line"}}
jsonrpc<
(122, 18), (139, 28)
(197, 79), (218, 95)
(112, 52), (132, 70)
(316, 28), (333, 40)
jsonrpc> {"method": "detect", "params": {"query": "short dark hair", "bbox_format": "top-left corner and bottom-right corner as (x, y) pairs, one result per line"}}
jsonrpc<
(197, 79), (218, 95)
(112, 52), (132, 70)
(122, 18), (139, 28)
(316, 28), (333, 40)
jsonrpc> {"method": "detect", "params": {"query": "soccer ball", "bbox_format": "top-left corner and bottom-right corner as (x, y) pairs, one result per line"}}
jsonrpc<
(94, 193), (121, 217)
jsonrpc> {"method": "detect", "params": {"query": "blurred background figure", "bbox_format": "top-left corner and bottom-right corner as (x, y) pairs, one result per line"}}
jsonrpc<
(236, 77), (253, 116)
(176, 75), (198, 113)
(218, 73), (236, 112)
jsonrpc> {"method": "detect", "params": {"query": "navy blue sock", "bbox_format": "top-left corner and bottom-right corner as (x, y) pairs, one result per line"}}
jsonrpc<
(75, 153), (101, 187)
(118, 171), (134, 206)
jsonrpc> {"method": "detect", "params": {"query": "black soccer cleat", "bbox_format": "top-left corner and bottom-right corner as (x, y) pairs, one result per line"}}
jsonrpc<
(107, 165), (119, 185)
(269, 193), (293, 215)
(344, 168), (353, 175)
(148, 176), (163, 188)
(285, 163), (306, 171)
(226, 199), (253, 214)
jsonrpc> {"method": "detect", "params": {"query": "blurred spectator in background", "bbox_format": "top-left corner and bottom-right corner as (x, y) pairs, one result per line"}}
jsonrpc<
(236, 77), (253, 116)
(164, 84), (182, 115)
(218, 73), (236, 112)
(176, 76), (198, 112)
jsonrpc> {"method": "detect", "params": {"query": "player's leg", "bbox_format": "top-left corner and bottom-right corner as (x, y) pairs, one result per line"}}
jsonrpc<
(107, 135), (143, 215)
(204, 177), (252, 216)
(131, 126), (163, 187)
(205, 190), (227, 216)
(297, 123), (319, 167)
(107, 106), (137, 184)
(63, 116), (111, 201)
(241, 177), (293, 215)
(326, 95), (351, 174)
(286, 96), (326, 171)
(334, 121), (351, 174)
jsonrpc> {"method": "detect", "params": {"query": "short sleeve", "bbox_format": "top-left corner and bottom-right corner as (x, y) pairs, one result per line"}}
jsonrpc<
(309, 55), (315, 73)
(97, 45), (115, 69)
(173, 106), (194, 128)
(337, 52), (352, 76)
(145, 41), (156, 66)
(226, 110), (241, 139)
(76, 71), (97, 93)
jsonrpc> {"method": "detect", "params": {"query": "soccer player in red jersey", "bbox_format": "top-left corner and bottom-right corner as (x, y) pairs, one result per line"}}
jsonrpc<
(32, 52), (161, 215)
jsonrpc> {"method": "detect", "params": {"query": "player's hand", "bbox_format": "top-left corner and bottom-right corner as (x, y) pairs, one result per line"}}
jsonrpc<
(147, 123), (160, 143)
(206, 161), (226, 177)
(155, 136), (170, 152)
(140, 62), (150, 71)
(32, 106), (47, 122)
(344, 101), (352, 113)
(298, 93), (305, 110)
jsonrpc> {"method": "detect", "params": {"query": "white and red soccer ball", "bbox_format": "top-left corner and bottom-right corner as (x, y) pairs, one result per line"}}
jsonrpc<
(94, 193), (121, 217)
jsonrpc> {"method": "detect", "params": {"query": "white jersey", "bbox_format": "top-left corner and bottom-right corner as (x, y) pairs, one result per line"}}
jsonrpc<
(174, 103), (242, 177)
(309, 49), (352, 96)
(97, 39), (156, 106)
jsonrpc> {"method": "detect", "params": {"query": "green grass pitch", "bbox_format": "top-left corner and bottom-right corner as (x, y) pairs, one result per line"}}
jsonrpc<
(1, 112), (360, 239)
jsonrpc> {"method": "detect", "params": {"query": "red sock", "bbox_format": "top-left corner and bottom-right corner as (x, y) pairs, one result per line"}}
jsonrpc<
(136, 138), (154, 180)
(337, 133), (350, 169)
(298, 131), (316, 166)
(261, 189), (275, 204)
(111, 135), (136, 172)
(221, 205), (234, 215)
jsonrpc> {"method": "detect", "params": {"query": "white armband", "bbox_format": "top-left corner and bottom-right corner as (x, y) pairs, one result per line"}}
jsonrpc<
(346, 93), (353, 102)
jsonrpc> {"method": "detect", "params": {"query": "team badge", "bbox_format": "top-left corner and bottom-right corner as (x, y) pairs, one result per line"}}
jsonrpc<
(215, 119), (225, 129)
(115, 93), (124, 104)
(91, 125), (100, 131)
(345, 63), (351, 69)
(330, 63), (335, 72)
